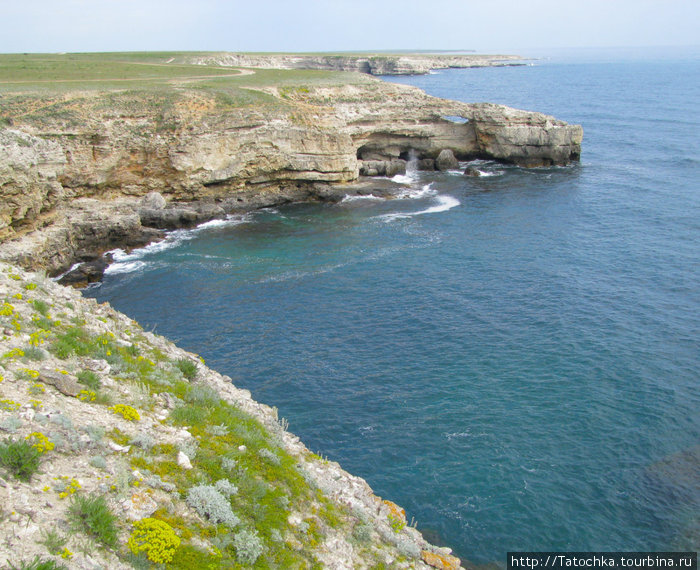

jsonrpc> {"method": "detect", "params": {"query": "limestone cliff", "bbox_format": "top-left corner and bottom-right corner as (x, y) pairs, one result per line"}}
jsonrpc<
(0, 73), (582, 277)
(190, 52), (525, 75)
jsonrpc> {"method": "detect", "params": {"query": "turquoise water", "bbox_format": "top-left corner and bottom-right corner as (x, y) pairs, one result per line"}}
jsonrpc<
(85, 49), (700, 562)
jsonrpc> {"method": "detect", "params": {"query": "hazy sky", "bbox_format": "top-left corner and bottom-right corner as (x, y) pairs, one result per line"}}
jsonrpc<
(3, 0), (699, 54)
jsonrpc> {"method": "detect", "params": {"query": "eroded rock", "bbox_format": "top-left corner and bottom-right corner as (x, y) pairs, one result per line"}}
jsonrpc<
(38, 369), (81, 397)
(436, 149), (459, 171)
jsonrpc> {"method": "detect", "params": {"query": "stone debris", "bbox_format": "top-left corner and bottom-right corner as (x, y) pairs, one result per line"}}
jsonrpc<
(38, 369), (81, 397)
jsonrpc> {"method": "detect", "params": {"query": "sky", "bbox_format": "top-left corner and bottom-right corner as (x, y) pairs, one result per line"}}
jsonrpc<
(2, 0), (699, 54)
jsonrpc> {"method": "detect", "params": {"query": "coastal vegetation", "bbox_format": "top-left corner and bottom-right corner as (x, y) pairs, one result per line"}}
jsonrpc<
(0, 261), (454, 568)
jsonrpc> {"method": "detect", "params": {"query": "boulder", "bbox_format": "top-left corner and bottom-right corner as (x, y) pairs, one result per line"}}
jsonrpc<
(421, 550), (462, 570)
(139, 207), (199, 229)
(360, 160), (386, 176)
(385, 159), (407, 177)
(39, 369), (81, 397)
(57, 258), (109, 287)
(435, 149), (459, 171)
(464, 166), (482, 177)
(139, 191), (166, 210)
(417, 158), (435, 171)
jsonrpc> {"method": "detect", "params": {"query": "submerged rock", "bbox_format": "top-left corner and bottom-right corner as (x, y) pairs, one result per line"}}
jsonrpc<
(464, 166), (482, 177)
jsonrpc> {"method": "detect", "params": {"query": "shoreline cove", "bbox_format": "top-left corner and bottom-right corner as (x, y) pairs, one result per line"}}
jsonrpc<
(0, 51), (588, 567)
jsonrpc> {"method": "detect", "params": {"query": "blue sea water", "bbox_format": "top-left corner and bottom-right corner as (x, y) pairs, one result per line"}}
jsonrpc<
(85, 48), (700, 563)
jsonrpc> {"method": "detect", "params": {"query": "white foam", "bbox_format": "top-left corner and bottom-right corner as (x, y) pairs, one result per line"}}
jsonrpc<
(341, 194), (383, 203)
(391, 173), (416, 185)
(101, 214), (250, 276)
(51, 262), (82, 282)
(380, 194), (460, 222)
(104, 260), (147, 275)
(396, 182), (436, 200)
(196, 218), (230, 229)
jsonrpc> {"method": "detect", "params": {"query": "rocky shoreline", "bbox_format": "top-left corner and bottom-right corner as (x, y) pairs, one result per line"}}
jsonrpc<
(0, 75), (582, 281)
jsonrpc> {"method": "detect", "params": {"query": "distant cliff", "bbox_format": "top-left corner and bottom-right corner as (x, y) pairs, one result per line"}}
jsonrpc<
(0, 65), (582, 279)
(190, 52), (525, 75)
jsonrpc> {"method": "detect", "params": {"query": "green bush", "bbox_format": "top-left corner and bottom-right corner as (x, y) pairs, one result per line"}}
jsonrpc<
(22, 346), (46, 361)
(32, 299), (50, 317)
(77, 370), (101, 390)
(67, 493), (119, 547)
(233, 528), (265, 565)
(0, 438), (41, 481)
(176, 358), (198, 380)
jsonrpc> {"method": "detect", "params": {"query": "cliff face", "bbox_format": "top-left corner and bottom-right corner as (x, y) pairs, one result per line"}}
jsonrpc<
(0, 77), (582, 275)
(190, 52), (525, 75)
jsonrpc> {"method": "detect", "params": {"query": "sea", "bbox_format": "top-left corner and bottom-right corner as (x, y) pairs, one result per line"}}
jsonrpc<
(84, 47), (700, 563)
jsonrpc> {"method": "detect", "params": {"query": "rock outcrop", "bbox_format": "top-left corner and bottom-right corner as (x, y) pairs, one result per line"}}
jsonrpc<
(0, 74), (582, 276)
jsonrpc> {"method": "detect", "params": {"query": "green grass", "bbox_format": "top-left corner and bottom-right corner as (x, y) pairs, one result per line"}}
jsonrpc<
(67, 493), (119, 548)
(0, 438), (41, 481)
(77, 370), (101, 390)
(176, 358), (198, 381)
(7, 557), (68, 570)
(0, 52), (371, 95)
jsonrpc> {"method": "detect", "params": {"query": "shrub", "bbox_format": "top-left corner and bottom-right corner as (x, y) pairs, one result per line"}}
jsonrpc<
(67, 493), (119, 547)
(258, 447), (281, 466)
(26, 432), (54, 453)
(22, 346), (46, 361)
(186, 484), (240, 528)
(184, 384), (219, 406)
(77, 370), (101, 390)
(89, 455), (107, 470)
(32, 299), (50, 317)
(176, 358), (197, 380)
(109, 404), (140, 421)
(39, 528), (68, 555)
(128, 517), (180, 564)
(214, 478), (238, 497)
(0, 438), (41, 481)
(233, 528), (264, 565)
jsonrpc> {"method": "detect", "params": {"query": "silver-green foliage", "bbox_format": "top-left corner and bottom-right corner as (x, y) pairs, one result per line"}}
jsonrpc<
(233, 528), (264, 565)
(214, 478), (238, 497)
(186, 484), (240, 528)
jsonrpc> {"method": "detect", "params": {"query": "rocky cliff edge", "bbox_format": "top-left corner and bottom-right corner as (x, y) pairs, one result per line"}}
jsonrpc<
(0, 69), (582, 278)
(0, 261), (465, 569)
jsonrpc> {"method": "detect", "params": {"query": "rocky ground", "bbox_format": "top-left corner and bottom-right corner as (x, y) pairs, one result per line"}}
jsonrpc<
(0, 261), (464, 569)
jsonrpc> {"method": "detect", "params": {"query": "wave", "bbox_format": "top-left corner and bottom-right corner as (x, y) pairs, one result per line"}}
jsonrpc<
(395, 183), (436, 200)
(379, 195), (460, 222)
(105, 214), (250, 275)
(104, 260), (147, 275)
(391, 171), (419, 185)
(341, 194), (384, 203)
